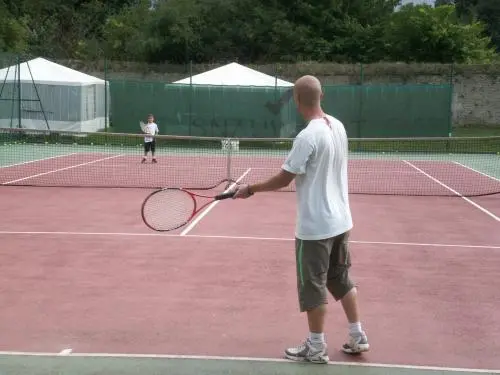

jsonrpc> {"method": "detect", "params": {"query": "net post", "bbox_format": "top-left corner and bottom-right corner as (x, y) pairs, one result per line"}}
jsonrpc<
(226, 137), (232, 189)
(221, 137), (240, 189)
(16, 54), (21, 129)
(274, 63), (279, 137)
(445, 63), (455, 153)
(188, 60), (193, 136)
(447, 63), (454, 138)
(357, 62), (364, 138)
(104, 57), (108, 132)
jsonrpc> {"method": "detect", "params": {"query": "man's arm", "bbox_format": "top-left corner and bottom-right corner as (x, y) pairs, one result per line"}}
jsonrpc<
(248, 169), (296, 194)
(232, 135), (313, 198)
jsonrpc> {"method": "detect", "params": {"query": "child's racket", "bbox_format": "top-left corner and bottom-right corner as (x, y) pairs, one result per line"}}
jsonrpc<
(141, 182), (236, 232)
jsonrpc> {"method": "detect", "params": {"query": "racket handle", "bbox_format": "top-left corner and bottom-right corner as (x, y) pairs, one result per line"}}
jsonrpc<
(215, 192), (235, 200)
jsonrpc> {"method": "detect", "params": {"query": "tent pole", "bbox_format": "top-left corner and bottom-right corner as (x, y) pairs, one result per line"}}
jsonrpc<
(17, 55), (21, 129)
(26, 58), (50, 130)
(0, 56), (13, 127)
(0, 58), (10, 102)
(10, 61), (17, 128)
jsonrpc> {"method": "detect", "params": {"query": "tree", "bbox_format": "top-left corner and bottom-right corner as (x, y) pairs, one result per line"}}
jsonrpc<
(0, 0), (29, 53)
(2, 0), (139, 58)
(435, 0), (454, 5)
(476, 0), (500, 51)
(384, 4), (495, 63)
(119, 0), (403, 64)
(435, 0), (500, 50)
(2, 0), (498, 63)
(103, 0), (154, 61)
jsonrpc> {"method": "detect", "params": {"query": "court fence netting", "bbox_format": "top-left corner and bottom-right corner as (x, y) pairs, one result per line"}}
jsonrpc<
(0, 127), (499, 197)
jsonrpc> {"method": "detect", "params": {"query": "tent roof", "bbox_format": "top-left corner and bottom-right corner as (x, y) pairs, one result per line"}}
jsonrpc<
(174, 62), (294, 87)
(0, 57), (105, 86)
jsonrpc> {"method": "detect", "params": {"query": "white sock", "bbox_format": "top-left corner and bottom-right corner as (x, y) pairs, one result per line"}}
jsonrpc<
(309, 332), (325, 346)
(349, 322), (363, 337)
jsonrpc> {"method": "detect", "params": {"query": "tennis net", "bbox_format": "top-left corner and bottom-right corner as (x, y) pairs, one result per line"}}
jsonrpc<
(1, 127), (499, 197)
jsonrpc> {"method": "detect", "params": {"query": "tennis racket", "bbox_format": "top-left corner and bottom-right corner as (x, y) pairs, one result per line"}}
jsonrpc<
(140, 121), (155, 135)
(141, 182), (237, 232)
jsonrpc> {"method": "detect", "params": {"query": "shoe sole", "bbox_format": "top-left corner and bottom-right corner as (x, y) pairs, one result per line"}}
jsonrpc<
(342, 344), (370, 355)
(284, 354), (329, 364)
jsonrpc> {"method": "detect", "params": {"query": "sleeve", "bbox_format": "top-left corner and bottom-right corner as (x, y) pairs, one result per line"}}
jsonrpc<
(281, 134), (314, 175)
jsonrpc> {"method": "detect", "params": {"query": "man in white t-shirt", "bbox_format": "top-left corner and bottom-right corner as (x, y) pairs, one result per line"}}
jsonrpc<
(142, 114), (159, 164)
(230, 75), (369, 364)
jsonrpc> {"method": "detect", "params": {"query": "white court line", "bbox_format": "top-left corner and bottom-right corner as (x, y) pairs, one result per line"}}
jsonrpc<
(0, 351), (497, 373)
(2, 155), (124, 185)
(0, 152), (79, 169)
(403, 160), (499, 222)
(0, 231), (498, 249)
(180, 168), (252, 236)
(452, 161), (500, 183)
(58, 348), (72, 355)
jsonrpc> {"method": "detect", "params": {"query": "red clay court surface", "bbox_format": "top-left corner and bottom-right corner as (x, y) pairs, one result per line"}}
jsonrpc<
(0, 179), (499, 374)
(0, 150), (500, 374)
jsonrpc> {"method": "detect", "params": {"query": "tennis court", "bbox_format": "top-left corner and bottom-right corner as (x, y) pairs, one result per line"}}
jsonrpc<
(0, 129), (499, 375)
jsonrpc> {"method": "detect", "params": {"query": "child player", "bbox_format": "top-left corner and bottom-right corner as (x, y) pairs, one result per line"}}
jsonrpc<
(142, 114), (159, 164)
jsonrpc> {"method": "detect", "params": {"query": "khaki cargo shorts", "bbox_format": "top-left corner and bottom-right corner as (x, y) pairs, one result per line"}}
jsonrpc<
(295, 231), (354, 312)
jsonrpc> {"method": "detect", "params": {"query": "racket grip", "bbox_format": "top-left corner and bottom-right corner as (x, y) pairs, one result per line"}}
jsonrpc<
(215, 192), (235, 200)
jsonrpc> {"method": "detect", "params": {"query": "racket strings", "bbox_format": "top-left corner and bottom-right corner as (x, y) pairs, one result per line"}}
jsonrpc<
(142, 189), (195, 231)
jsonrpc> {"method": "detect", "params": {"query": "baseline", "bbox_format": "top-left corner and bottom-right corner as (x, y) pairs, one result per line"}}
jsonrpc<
(0, 351), (497, 374)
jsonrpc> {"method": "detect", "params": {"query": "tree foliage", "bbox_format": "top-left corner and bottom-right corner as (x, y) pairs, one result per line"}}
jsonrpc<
(475, 0), (500, 51)
(0, 0), (497, 64)
(435, 0), (500, 51)
(0, 0), (29, 53)
(386, 4), (495, 63)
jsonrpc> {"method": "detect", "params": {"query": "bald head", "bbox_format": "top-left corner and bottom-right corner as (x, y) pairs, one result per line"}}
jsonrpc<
(293, 75), (323, 108)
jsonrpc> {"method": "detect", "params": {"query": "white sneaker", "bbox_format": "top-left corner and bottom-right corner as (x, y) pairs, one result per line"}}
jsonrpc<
(284, 338), (329, 364)
(342, 332), (370, 354)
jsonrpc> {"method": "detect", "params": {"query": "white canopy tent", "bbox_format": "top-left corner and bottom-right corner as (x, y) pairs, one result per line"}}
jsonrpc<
(172, 62), (297, 138)
(0, 57), (109, 132)
(174, 62), (294, 87)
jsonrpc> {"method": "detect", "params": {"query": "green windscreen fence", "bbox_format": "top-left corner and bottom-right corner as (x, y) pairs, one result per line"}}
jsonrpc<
(109, 82), (452, 138)
(323, 85), (452, 138)
(109, 81), (298, 138)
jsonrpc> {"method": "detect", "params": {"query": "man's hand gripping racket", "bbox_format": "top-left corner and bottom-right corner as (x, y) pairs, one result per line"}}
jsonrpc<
(228, 183), (254, 199)
(141, 179), (252, 232)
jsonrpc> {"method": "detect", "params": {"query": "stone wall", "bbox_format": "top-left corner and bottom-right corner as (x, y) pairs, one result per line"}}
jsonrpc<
(60, 59), (500, 127)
